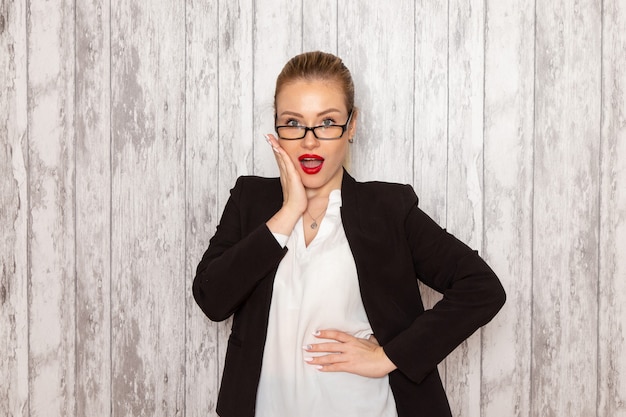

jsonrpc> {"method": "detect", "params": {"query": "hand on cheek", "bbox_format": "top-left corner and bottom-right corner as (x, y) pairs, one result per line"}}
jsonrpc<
(264, 134), (307, 217)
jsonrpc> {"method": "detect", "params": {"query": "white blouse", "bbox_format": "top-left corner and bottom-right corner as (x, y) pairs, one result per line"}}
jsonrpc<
(255, 190), (397, 417)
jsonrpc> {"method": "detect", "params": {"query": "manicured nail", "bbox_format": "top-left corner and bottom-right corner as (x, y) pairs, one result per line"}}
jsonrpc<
(312, 330), (321, 336)
(315, 365), (323, 370)
(304, 357), (313, 362)
(263, 134), (270, 142)
(303, 345), (311, 350)
(272, 147), (280, 154)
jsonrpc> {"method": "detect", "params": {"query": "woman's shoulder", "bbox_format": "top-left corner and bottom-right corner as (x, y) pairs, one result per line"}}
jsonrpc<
(352, 178), (419, 206)
(229, 175), (282, 202)
(354, 178), (413, 191)
(233, 175), (280, 188)
(339, 175), (421, 221)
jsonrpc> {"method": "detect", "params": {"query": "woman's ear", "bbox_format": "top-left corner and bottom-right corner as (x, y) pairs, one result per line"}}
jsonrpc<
(348, 108), (358, 142)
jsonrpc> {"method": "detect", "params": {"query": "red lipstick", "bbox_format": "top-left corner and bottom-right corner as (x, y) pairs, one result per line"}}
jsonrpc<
(298, 154), (324, 175)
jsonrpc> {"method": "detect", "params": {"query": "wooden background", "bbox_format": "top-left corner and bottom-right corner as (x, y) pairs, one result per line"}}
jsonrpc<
(1, 0), (625, 416)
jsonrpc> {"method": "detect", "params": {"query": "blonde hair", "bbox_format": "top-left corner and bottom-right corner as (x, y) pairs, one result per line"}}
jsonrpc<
(274, 51), (355, 112)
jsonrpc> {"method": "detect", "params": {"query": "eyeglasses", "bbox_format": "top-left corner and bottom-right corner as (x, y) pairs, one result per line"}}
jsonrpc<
(275, 110), (353, 140)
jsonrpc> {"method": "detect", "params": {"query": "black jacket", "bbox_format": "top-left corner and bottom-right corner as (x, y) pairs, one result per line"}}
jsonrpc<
(193, 170), (506, 417)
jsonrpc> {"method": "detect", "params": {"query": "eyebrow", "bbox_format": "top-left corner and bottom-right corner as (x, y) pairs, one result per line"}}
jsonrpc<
(278, 108), (343, 118)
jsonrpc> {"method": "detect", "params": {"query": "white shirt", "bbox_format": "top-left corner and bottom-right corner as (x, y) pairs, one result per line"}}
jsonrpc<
(256, 190), (397, 417)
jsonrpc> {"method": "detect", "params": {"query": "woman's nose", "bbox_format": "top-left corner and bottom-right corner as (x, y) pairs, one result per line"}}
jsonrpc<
(301, 129), (319, 149)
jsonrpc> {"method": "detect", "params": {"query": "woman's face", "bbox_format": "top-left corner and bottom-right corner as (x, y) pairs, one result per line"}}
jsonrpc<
(274, 79), (356, 196)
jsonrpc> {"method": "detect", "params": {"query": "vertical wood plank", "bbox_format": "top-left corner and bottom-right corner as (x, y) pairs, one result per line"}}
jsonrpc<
(598, 1), (626, 416)
(413, 0), (448, 319)
(218, 0), (255, 189)
(302, 0), (337, 53)
(0, 0), (29, 415)
(216, 0), (256, 396)
(110, 1), (186, 415)
(27, 0), (76, 416)
(532, 0), (601, 415)
(185, 1), (220, 416)
(253, 0), (303, 177)
(482, 1), (534, 416)
(339, 1), (415, 184)
(414, 0), (448, 223)
(444, 0), (485, 415)
(75, 0), (111, 415)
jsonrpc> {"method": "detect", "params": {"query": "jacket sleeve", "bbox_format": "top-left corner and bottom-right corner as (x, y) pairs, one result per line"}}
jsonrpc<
(192, 177), (288, 322)
(383, 185), (506, 383)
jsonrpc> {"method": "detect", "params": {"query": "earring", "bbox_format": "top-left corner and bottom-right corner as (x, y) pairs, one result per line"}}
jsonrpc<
(348, 138), (354, 143)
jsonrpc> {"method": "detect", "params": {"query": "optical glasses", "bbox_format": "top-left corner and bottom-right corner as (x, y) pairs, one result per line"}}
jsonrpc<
(275, 110), (353, 140)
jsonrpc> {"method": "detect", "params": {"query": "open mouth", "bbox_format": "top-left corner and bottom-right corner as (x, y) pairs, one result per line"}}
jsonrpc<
(298, 154), (324, 174)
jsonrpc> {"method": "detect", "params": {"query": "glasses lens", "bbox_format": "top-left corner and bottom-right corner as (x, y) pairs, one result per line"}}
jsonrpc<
(277, 126), (305, 139)
(314, 126), (343, 139)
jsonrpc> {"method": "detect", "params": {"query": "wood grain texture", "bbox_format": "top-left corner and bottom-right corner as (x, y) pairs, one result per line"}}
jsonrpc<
(482, 1), (534, 416)
(598, 1), (626, 416)
(339, 0), (415, 184)
(1, 2), (625, 416)
(413, 0), (447, 324)
(110, 1), (186, 415)
(532, 0), (602, 415)
(185, 1), (220, 416)
(75, 0), (111, 415)
(413, 0), (448, 223)
(0, 1), (29, 416)
(27, 0), (76, 415)
(218, 0), (255, 192)
(444, 0), (485, 415)
(302, 0), (337, 53)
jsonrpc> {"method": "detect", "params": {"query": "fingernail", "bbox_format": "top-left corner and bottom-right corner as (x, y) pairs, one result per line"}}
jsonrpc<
(302, 345), (311, 350)
(272, 147), (280, 154)
(304, 357), (313, 362)
(312, 330), (321, 336)
(263, 134), (270, 142)
(315, 365), (323, 370)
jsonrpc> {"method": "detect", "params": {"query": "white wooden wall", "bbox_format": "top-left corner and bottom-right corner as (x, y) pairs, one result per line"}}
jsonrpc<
(1, 0), (625, 416)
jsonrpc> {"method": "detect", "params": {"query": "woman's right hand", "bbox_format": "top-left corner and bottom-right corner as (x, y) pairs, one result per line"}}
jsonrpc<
(265, 134), (307, 234)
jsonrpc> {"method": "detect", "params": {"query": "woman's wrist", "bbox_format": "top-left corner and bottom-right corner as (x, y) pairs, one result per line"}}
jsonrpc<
(379, 347), (398, 375)
(266, 205), (302, 235)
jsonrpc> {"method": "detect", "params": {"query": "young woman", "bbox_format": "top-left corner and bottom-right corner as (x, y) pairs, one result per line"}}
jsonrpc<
(193, 51), (506, 417)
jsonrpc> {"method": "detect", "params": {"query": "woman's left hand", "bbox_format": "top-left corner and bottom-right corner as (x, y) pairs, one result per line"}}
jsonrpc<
(303, 330), (397, 378)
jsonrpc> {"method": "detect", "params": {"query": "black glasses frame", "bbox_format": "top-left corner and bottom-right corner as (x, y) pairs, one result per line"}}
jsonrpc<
(274, 110), (353, 140)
